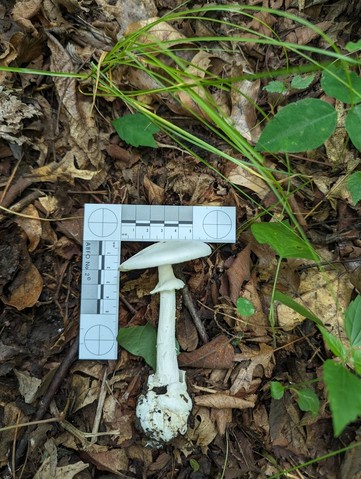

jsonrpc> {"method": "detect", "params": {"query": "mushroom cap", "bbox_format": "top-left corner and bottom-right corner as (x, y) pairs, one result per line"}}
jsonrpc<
(119, 240), (211, 271)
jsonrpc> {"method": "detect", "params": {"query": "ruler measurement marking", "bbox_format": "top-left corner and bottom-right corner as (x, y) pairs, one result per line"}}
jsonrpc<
(80, 204), (236, 360)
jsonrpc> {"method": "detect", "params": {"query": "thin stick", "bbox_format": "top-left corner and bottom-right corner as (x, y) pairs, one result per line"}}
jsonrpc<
(14, 340), (78, 466)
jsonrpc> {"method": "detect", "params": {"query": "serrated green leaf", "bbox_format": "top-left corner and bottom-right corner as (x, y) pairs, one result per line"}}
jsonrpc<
(296, 388), (320, 417)
(251, 222), (319, 260)
(255, 98), (337, 153)
(347, 172), (361, 205)
(345, 105), (361, 152)
(112, 113), (159, 148)
(321, 65), (361, 104)
(319, 326), (348, 362)
(344, 295), (361, 347)
(274, 290), (322, 326)
(236, 297), (255, 317)
(323, 359), (361, 436)
(263, 81), (286, 93)
(270, 381), (285, 400)
(291, 74), (315, 90)
(117, 323), (157, 370)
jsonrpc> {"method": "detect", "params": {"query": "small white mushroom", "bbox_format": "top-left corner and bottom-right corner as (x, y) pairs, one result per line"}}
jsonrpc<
(120, 240), (211, 447)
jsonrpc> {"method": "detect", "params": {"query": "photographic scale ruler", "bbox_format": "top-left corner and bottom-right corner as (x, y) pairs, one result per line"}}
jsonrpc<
(80, 204), (236, 360)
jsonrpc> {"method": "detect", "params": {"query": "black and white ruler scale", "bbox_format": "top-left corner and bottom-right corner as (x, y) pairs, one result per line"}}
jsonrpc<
(79, 204), (236, 360)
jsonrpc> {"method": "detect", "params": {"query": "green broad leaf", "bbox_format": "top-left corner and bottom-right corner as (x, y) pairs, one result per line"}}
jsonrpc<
(296, 388), (320, 417)
(344, 295), (361, 347)
(251, 222), (319, 260)
(319, 326), (348, 362)
(291, 74), (315, 90)
(345, 40), (361, 53)
(263, 81), (286, 93)
(236, 297), (255, 317)
(270, 381), (285, 400)
(255, 98), (337, 153)
(112, 113), (159, 148)
(323, 359), (361, 436)
(117, 323), (157, 370)
(189, 459), (200, 472)
(345, 105), (361, 152)
(321, 65), (361, 104)
(274, 290), (322, 326)
(347, 171), (361, 205)
(350, 348), (361, 376)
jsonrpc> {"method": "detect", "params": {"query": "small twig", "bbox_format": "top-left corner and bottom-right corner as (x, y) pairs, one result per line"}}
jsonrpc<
(0, 157), (22, 205)
(90, 367), (108, 446)
(0, 190), (45, 223)
(174, 267), (209, 344)
(0, 415), (64, 434)
(119, 292), (137, 315)
(14, 339), (79, 467)
(181, 285), (209, 344)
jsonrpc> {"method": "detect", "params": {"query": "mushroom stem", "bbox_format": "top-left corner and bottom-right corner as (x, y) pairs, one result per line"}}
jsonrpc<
(119, 241), (212, 446)
(153, 265), (181, 385)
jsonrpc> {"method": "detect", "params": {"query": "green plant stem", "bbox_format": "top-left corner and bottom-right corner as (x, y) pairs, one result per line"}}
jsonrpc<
(269, 256), (283, 343)
(268, 440), (361, 478)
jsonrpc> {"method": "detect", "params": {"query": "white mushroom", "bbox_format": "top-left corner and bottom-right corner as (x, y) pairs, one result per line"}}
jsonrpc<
(120, 240), (211, 447)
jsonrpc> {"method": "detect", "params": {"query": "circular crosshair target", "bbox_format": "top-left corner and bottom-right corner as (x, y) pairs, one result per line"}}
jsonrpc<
(88, 208), (118, 237)
(202, 210), (232, 239)
(84, 325), (115, 355)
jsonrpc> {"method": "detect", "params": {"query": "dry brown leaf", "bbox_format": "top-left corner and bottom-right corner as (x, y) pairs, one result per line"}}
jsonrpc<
(0, 87), (40, 145)
(231, 344), (274, 394)
(38, 195), (59, 214)
(178, 51), (213, 120)
(283, 21), (332, 45)
(40, 221), (58, 245)
(147, 452), (171, 472)
(82, 448), (128, 475)
(269, 395), (308, 456)
(194, 393), (256, 410)
(47, 33), (104, 172)
(15, 204), (42, 252)
(210, 408), (233, 436)
(1, 262), (43, 310)
(125, 17), (186, 45)
(126, 444), (153, 468)
(340, 429), (361, 479)
(187, 406), (218, 447)
(121, 270), (158, 298)
(177, 314), (198, 352)
(230, 65), (261, 143)
(236, 274), (268, 338)
(0, 402), (28, 467)
(324, 100), (350, 167)
(178, 334), (234, 369)
(30, 154), (97, 184)
(11, 0), (42, 33)
(103, 395), (134, 445)
(0, 39), (19, 80)
(276, 265), (353, 338)
(224, 163), (270, 200)
(55, 209), (83, 244)
(224, 244), (251, 305)
(34, 439), (89, 479)
(107, 143), (141, 167)
(143, 176), (165, 204)
(70, 374), (99, 412)
(14, 369), (41, 404)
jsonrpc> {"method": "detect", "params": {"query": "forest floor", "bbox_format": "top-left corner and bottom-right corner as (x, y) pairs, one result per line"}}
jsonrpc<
(0, 0), (361, 478)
